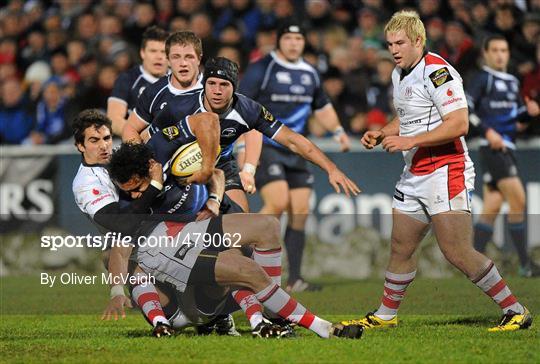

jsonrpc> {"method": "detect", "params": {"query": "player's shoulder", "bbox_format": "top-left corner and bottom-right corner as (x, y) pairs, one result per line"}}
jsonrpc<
(423, 52), (462, 85)
(481, 65), (519, 83)
(247, 53), (274, 71)
(72, 164), (109, 192)
(233, 93), (263, 119)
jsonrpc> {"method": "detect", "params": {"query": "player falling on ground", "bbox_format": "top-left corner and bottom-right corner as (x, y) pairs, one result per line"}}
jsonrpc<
(238, 23), (351, 292)
(103, 142), (363, 339)
(107, 26), (169, 136)
(468, 34), (540, 277)
(339, 11), (532, 332)
(122, 31), (261, 212)
(144, 56), (360, 332)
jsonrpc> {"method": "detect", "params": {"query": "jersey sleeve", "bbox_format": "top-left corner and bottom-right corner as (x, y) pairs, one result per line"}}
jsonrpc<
(109, 72), (130, 105)
(73, 174), (118, 219)
(426, 65), (468, 117)
(252, 104), (284, 139)
(132, 85), (154, 125)
(238, 61), (265, 99)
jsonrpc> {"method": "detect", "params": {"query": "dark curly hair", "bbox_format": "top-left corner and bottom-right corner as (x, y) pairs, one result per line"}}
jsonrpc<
(108, 142), (154, 184)
(141, 26), (169, 49)
(72, 109), (112, 146)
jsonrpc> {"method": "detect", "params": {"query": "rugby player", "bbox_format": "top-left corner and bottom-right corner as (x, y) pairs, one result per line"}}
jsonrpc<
(107, 26), (169, 136)
(468, 34), (540, 277)
(339, 11), (532, 332)
(104, 142), (363, 339)
(122, 31), (262, 211)
(238, 23), (351, 292)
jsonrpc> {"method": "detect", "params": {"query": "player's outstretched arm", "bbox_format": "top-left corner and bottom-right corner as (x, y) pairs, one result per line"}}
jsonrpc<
(185, 112), (221, 185)
(107, 99), (129, 137)
(122, 112), (148, 143)
(101, 244), (133, 321)
(314, 105), (351, 152)
(383, 108), (468, 152)
(273, 126), (360, 196)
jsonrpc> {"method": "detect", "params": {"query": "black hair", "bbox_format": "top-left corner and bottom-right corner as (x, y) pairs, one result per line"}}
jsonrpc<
(483, 34), (508, 51)
(72, 109), (112, 146)
(108, 142), (154, 184)
(203, 56), (239, 90)
(141, 26), (169, 49)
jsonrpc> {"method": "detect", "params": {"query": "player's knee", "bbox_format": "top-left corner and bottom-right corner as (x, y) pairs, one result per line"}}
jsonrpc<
(256, 215), (281, 248)
(264, 198), (289, 214)
(237, 259), (271, 291)
(508, 197), (525, 214)
(390, 237), (415, 259)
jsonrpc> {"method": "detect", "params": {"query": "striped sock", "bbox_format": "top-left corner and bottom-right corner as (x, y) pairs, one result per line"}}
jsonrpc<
(232, 289), (264, 329)
(473, 262), (524, 314)
(131, 274), (169, 327)
(253, 247), (282, 286)
(375, 270), (416, 319)
(255, 283), (332, 338)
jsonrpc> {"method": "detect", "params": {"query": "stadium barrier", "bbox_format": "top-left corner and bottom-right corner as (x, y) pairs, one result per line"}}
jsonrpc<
(1, 139), (539, 277)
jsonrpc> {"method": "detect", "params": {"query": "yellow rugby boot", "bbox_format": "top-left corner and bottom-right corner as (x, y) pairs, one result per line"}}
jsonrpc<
(488, 307), (532, 332)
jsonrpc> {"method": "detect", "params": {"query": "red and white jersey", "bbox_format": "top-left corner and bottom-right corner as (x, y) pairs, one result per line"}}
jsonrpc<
(392, 52), (473, 176)
(72, 163), (119, 219)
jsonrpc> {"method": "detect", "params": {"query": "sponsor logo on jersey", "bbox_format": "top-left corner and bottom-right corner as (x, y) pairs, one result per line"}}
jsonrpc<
(91, 193), (112, 205)
(276, 71), (292, 84)
(221, 127), (236, 137)
(447, 88), (453, 96)
(442, 96), (463, 106)
(162, 126), (180, 141)
(138, 86), (146, 96)
(397, 107), (406, 117)
(494, 80), (508, 91)
(290, 85), (305, 94)
(160, 102), (167, 110)
(301, 74), (312, 86)
(402, 119), (422, 126)
(434, 195), (445, 204)
(393, 188), (404, 202)
(92, 188), (100, 195)
(429, 67), (453, 88)
(261, 106), (275, 122)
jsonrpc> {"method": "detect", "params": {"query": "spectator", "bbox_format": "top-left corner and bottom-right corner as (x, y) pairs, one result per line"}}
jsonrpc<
(190, 12), (220, 61)
(213, 0), (262, 46)
(0, 78), (34, 144)
(512, 13), (540, 77)
(439, 21), (478, 82)
(28, 77), (71, 145)
(366, 52), (394, 118)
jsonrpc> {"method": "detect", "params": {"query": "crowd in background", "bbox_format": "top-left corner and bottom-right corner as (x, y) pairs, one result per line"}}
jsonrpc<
(1, 0), (539, 145)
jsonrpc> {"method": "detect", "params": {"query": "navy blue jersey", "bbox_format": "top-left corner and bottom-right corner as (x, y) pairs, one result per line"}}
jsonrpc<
(109, 65), (160, 114)
(467, 66), (528, 148)
(151, 180), (208, 221)
(133, 73), (203, 125)
(147, 90), (284, 165)
(238, 52), (330, 148)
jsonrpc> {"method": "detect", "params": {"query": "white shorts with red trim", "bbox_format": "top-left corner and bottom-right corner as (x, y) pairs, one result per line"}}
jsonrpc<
(392, 163), (474, 217)
(136, 220), (211, 293)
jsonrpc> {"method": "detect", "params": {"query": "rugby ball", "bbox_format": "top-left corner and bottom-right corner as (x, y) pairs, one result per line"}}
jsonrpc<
(170, 141), (221, 178)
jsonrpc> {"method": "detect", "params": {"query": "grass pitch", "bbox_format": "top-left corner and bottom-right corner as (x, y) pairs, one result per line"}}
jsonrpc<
(1, 275), (538, 363)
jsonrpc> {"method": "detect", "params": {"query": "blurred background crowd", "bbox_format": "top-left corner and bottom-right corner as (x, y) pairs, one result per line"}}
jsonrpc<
(1, 0), (539, 145)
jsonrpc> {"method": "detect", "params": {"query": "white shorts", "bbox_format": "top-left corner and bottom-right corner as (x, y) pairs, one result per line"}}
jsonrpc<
(392, 163), (474, 218)
(136, 219), (211, 293)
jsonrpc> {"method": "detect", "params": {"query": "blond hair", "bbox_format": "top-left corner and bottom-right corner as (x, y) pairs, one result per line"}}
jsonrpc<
(384, 10), (426, 47)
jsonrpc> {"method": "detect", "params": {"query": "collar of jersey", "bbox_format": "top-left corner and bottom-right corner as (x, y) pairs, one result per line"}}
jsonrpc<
(270, 51), (311, 71)
(139, 65), (160, 84)
(167, 73), (203, 95)
(81, 157), (108, 168)
(481, 65), (517, 82)
(399, 49), (428, 80)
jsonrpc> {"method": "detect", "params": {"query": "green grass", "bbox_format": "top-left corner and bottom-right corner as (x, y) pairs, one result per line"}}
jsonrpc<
(1, 276), (539, 363)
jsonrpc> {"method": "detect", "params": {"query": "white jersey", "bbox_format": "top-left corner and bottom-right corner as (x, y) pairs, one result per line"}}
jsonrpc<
(392, 52), (473, 176)
(72, 163), (119, 219)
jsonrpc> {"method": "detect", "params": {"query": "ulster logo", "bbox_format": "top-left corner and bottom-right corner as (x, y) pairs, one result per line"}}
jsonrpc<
(404, 87), (413, 99)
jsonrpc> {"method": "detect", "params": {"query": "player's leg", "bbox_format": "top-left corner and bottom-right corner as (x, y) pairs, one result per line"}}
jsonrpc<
(285, 187), (313, 291)
(496, 177), (536, 275)
(473, 184), (503, 252)
(225, 189), (249, 212)
(259, 180), (290, 216)
(341, 208), (429, 329)
(431, 211), (532, 331)
(213, 249), (362, 338)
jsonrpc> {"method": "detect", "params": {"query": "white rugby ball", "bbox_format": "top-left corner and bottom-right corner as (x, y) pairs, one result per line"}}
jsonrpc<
(170, 141), (221, 178)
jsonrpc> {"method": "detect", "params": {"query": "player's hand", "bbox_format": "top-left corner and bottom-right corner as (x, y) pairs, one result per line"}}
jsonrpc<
(486, 128), (506, 151)
(196, 200), (220, 221)
(141, 127), (152, 143)
(361, 130), (385, 149)
(336, 132), (351, 152)
(101, 295), (132, 321)
(148, 159), (164, 184)
(328, 168), (361, 197)
(239, 171), (256, 194)
(525, 96), (540, 117)
(186, 167), (213, 185)
(382, 136), (416, 152)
